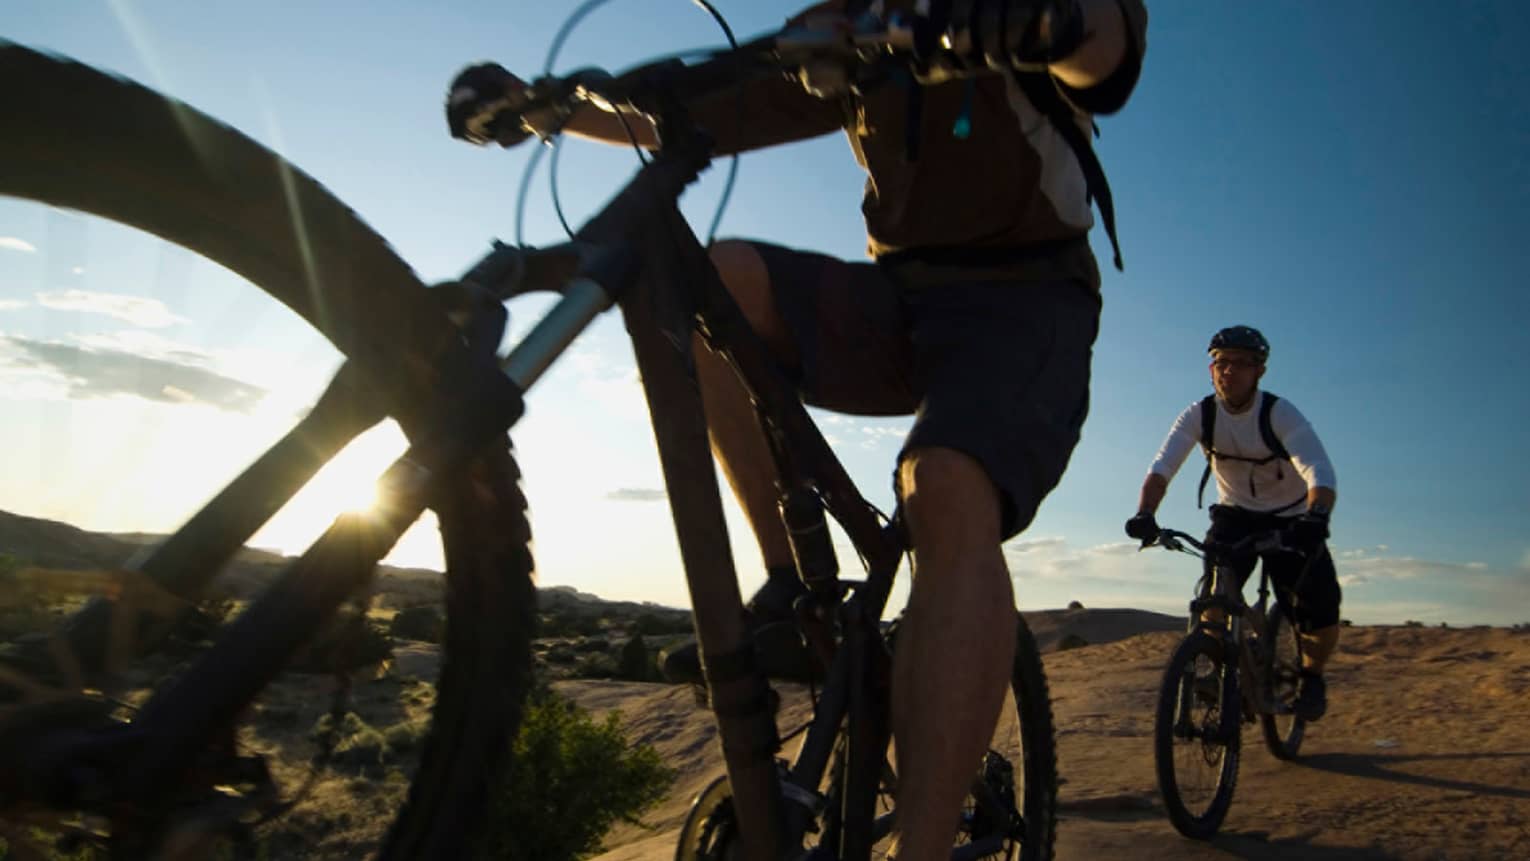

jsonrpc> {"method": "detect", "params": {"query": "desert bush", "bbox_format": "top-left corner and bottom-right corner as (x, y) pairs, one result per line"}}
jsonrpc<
(0, 830), (100, 860)
(290, 614), (393, 674)
(617, 635), (660, 682)
(631, 612), (693, 637)
(574, 654), (618, 680)
(389, 604), (444, 643)
(1066, 600), (1084, 611)
(1058, 633), (1090, 651)
(539, 611), (603, 639)
(479, 687), (674, 861)
(309, 712), (428, 776)
(159, 596), (238, 653)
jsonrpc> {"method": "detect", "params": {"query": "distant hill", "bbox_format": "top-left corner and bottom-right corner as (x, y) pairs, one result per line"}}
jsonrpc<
(1, 508), (1185, 653)
(1022, 605), (1186, 652)
(0, 508), (688, 622)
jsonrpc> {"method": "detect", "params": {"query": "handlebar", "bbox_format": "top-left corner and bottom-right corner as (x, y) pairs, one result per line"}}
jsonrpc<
(455, 9), (965, 149)
(1145, 527), (1301, 562)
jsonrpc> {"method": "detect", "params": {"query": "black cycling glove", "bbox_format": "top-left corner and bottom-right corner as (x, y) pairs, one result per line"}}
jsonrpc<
(1125, 511), (1160, 543)
(1285, 510), (1330, 554)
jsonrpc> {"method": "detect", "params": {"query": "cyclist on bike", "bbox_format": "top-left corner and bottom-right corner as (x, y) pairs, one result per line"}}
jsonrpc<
(450, 1), (1147, 855)
(1125, 325), (1340, 721)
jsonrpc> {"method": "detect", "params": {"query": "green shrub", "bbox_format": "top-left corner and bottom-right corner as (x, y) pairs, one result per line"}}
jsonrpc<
(479, 688), (674, 861)
(389, 605), (445, 643)
(289, 614), (393, 674)
(617, 635), (659, 682)
(631, 612), (693, 637)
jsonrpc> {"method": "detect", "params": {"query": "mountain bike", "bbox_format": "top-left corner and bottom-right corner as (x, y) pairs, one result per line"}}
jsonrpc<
(1142, 527), (1309, 839)
(0, 11), (1057, 859)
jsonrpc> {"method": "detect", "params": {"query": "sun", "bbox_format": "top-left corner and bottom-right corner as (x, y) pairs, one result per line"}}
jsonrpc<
(249, 421), (424, 560)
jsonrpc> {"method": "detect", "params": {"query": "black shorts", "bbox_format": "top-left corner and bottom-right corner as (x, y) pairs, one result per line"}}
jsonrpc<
(1206, 505), (1343, 631)
(749, 241), (1101, 539)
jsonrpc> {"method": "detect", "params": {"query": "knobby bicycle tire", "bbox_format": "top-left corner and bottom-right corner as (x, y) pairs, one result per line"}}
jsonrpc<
(1005, 613), (1058, 861)
(1259, 605), (1306, 761)
(0, 42), (537, 858)
(1153, 630), (1240, 839)
(892, 613), (1059, 861)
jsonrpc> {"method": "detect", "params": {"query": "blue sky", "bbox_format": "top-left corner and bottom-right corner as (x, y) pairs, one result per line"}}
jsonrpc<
(2, 1), (1527, 625)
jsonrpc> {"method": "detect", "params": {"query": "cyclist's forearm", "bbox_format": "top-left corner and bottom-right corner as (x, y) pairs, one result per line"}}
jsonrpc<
(1306, 486), (1336, 514)
(562, 103), (660, 149)
(1136, 472), (1168, 515)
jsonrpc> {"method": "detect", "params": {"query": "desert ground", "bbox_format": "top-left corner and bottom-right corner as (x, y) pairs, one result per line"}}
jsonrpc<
(578, 615), (1530, 861)
(2, 506), (1526, 859)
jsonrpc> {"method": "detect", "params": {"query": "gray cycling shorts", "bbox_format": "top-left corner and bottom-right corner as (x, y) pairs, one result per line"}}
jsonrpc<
(749, 241), (1101, 539)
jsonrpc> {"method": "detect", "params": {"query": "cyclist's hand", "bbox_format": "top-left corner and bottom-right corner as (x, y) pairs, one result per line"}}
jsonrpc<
(446, 62), (532, 147)
(917, 0), (1086, 73)
(1125, 512), (1160, 544)
(1284, 510), (1330, 555)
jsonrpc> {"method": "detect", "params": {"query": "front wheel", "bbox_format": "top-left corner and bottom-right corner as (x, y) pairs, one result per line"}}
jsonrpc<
(1153, 630), (1241, 840)
(1258, 605), (1307, 761)
(0, 42), (537, 859)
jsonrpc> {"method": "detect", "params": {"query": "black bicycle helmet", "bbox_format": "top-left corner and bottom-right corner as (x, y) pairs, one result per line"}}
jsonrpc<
(1208, 325), (1270, 361)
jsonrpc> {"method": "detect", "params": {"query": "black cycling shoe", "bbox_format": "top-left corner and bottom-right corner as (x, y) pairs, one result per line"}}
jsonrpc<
(659, 569), (813, 685)
(744, 568), (809, 626)
(1293, 670), (1328, 721)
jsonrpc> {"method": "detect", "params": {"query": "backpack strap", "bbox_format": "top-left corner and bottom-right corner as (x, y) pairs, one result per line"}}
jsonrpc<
(1196, 394), (1217, 509)
(1258, 392), (1289, 461)
(1009, 70), (1124, 271)
(1197, 392), (1295, 508)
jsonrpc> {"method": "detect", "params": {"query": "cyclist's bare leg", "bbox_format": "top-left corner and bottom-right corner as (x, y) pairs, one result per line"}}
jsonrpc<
(888, 447), (1016, 860)
(1300, 623), (1339, 673)
(692, 240), (799, 569)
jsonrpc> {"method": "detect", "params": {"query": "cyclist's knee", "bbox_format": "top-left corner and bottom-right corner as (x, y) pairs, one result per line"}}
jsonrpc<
(708, 239), (788, 345)
(898, 447), (1001, 542)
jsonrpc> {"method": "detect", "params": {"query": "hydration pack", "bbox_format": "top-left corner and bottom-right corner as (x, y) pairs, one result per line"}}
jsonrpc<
(1196, 391), (1292, 508)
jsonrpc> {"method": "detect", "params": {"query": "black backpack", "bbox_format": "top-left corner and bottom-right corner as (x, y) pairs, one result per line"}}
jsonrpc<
(1196, 392), (1292, 508)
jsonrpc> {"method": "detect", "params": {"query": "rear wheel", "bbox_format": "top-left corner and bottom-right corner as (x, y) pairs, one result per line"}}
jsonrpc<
(969, 614), (1058, 861)
(1259, 605), (1307, 761)
(673, 615), (1057, 861)
(868, 613), (1057, 861)
(877, 614), (1057, 860)
(1153, 630), (1240, 839)
(0, 42), (535, 859)
(674, 774), (739, 861)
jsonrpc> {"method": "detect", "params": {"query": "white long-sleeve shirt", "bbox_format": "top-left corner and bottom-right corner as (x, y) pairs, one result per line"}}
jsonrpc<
(1147, 389), (1337, 514)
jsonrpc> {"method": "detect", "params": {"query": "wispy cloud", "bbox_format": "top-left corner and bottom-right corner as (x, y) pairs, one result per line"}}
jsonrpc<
(0, 333), (265, 412)
(0, 300), (26, 312)
(1336, 555), (1488, 587)
(1085, 540), (1142, 556)
(36, 290), (188, 328)
(606, 488), (667, 502)
(856, 423), (908, 449)
(0, 237), (37, 253)
(1007, 536), (1068, 554)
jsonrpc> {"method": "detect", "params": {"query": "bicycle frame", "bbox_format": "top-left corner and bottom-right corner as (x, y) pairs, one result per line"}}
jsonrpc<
(484, 116), (910, 860)
(1160, 528), (1302, 720)
(27, 62), (910, 861)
